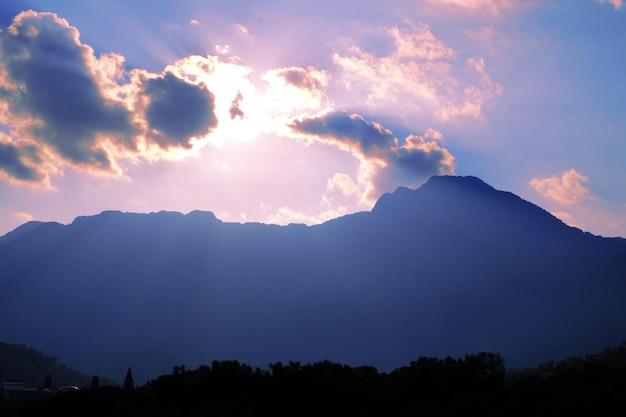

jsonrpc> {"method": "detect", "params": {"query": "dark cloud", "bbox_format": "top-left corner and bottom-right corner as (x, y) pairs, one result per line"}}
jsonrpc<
(393, 142), (451, 178)
(144, 73), (217, 148)
(280, 68), (317, 90)
(0, 11), (133, 170)
(0, 11), (222, 186)
(229, 91), (244, 120)
(0, 141), (40, 181)
(291, 111), (454, 197)
(290, 111), (395, 155)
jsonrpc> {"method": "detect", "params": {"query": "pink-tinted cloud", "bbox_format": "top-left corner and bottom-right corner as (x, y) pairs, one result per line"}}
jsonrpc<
(290, 111), (454, 201)
(529, 169), (591, 205)
(261, 66), (330, 113)
(549, 211), (589, 231)
(438, 57), (502, 121)
(428, 0), (517, 16)
(551, 211), (574, 223)
(463, 25), (509, 56)
(229, 91), (244, 120)
(279, 67), (320, 91)
(11, 211), (33, 223)
(0, 11), (218, 186)
(332, 22), (501, 123)
(597, 0), (623, 10)
(466, 26), (496, 43)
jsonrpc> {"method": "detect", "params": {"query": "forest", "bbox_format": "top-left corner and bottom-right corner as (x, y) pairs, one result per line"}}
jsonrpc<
(2, 342), (626, 416)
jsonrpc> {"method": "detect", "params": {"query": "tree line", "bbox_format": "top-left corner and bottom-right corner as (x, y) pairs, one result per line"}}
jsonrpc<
(2, 343), (626, 416)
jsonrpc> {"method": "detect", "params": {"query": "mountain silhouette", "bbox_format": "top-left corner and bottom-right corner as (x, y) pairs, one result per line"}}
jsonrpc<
(1, 175), (625, 384)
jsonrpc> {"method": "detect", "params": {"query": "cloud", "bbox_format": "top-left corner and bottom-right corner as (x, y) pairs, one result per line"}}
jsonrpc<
(11, 211), (33, 223)
(189, 19), (200, 26)
(550, 211), (577, 225)
(143, 73), (217, 147)
(280, 67), (323, 91)
(291, 111), (396, 156)
(428, 0), (517, 15)
(463, 26), (511, 57)
(290, 111), (454, 201)
(0, 11), (133, 174)
(262, 66), (330, 113)
(229, 91), (244, 120)
(597, 0), (623, 10)
(332, 22), (501, 122)
(0, 136), (44, 184)
(438, 57), (502, 121)
(215, 45), (230, 55)
(234, 24), (249, 35)
(466, 26), (496, 43)
(0, 11), (219, 186)
(529, 169), (591, 205)
(392, 132), (455, 177)
(326, 173), (361, 197)
(263, 204), (348, 226)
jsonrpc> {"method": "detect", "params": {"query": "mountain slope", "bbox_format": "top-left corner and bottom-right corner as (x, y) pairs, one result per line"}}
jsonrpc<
(1, 175), (625, 384)
(0, 341), (118, 387)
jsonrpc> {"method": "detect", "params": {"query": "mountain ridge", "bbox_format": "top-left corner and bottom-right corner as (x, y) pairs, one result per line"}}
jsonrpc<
(1, 175), (625, 384)
(1, 175), (614, 241)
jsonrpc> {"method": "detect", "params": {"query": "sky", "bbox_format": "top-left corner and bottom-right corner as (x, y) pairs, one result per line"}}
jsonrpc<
(0, 0), (624, 238)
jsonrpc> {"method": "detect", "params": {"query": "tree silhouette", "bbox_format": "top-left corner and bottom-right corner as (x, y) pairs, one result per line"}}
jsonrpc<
(43, 374), (53, 389)
(123, 368), (135, 389)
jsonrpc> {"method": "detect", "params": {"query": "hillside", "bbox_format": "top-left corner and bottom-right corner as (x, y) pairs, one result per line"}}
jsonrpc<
(0, 342), (118, 388)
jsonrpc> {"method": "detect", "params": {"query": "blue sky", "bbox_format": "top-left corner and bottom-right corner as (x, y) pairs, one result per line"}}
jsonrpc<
(0, 0), (624, 237)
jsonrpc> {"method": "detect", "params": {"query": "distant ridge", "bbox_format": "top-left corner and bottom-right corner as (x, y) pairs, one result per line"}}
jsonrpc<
(1, 175), (625, 384)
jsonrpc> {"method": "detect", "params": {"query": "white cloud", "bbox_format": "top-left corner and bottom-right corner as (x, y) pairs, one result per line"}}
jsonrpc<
(327, 173), (361, 197)
(263, 204), (349, 226)
(234, 24), (249, 34)
(215, 44), (230, 54)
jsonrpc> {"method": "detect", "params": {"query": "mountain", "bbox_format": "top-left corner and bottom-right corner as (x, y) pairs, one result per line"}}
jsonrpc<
(0, 341), (118, 387)
(1, 175), (625, 384)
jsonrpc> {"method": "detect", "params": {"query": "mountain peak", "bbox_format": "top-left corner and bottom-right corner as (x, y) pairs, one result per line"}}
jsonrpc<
(423, 175), (496, 192)
(372, 175), (498, 214)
